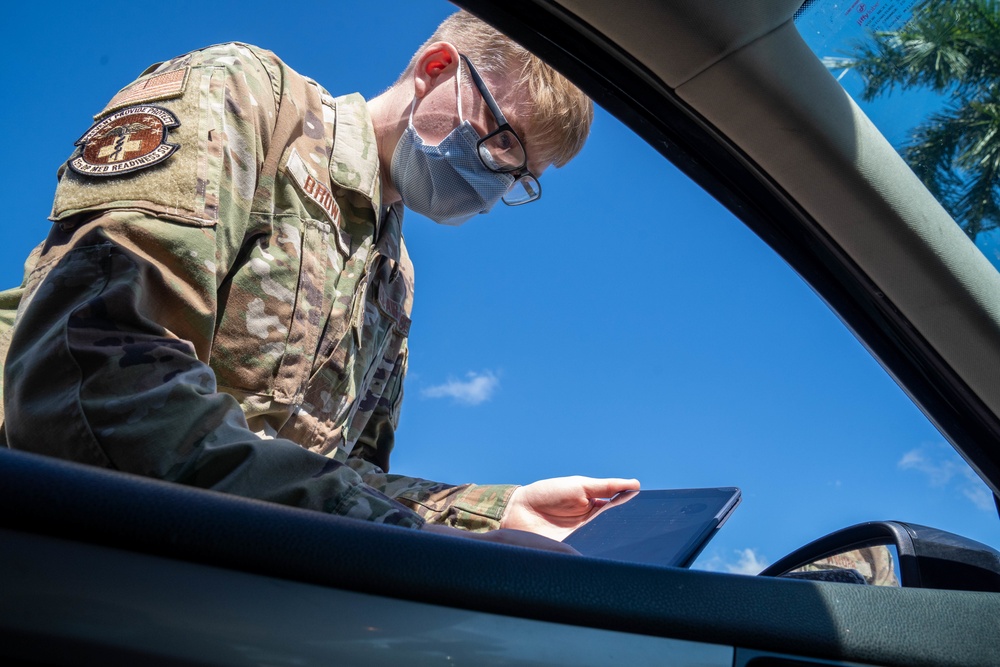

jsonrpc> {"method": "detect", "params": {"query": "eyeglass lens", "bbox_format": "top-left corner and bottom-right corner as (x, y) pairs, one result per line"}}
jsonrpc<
(479, 129), (526, 172)
(503, 175), (540, 205)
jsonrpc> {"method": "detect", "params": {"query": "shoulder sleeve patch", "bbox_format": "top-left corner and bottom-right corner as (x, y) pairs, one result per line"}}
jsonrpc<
(70, 105), (180, 177)
(97, 68), (190, 119)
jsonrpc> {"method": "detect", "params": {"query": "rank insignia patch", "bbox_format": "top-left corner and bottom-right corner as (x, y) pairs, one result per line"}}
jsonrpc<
(70, 105), (180, 177)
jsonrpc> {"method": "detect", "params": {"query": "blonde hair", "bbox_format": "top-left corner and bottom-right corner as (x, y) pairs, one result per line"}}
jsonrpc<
(401, 10), (593, 168)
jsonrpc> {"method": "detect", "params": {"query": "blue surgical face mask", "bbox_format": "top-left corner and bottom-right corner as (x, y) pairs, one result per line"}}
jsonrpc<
(390, 71), (514, 226)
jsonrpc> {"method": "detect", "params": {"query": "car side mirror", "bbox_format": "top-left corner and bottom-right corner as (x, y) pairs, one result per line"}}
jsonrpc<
(759, 521), (1000, 592)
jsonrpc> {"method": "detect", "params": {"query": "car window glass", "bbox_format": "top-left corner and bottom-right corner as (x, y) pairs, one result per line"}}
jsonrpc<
(794, 0), (1000, 271)
(396, 2), (1000, 574)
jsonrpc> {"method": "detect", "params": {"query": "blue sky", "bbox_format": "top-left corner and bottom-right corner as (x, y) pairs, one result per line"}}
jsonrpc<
(3, 0), (997, 574)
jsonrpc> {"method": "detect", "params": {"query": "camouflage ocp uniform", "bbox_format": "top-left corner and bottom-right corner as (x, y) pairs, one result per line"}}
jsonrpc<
(0, 43), (515, 530)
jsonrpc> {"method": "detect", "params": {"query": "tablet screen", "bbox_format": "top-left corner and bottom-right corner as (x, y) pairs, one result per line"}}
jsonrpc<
(562, 488), (741, 567)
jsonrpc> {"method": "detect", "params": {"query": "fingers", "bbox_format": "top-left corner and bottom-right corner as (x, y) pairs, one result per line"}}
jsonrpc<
(497, 476), (642, 534)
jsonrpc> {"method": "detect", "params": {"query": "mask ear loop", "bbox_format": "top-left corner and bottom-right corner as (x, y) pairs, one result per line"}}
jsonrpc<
(407, 95), (417, 127)
(455, 58), (464, 123)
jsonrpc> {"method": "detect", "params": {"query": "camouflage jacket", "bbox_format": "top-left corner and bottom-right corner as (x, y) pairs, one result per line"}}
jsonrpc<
(0, 43), (515, 530)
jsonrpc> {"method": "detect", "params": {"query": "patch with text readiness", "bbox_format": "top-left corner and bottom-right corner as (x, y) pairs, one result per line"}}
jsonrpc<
(70, 105), (180, 177)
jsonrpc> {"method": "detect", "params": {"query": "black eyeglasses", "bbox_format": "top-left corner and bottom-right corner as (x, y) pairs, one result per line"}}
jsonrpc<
(460, 54), (541, 206)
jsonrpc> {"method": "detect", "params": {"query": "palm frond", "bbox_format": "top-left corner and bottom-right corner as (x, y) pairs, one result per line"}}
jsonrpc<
(845, 0), (1000, 239)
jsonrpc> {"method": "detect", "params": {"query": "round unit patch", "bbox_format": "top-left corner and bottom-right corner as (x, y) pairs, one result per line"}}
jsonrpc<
(70, 105), (180, 177)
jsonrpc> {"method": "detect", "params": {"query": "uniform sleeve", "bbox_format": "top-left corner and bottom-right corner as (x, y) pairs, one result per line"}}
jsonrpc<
(346, 338), (516, 532)
(2, 45), (423, 528)
(0, 243), (43, 426)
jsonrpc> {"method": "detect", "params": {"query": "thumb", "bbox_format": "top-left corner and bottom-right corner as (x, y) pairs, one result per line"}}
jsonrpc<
(578, 477), (641, 499)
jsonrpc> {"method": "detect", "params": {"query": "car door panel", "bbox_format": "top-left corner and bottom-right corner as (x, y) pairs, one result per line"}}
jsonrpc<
(1, 448), (998, 667)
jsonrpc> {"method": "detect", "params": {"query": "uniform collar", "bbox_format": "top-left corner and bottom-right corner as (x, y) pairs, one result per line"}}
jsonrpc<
(330, 93), (383, 213)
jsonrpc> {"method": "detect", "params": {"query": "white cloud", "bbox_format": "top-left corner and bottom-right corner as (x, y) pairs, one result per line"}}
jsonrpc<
(698, 547), (769, 575)
(898, 447), (955, 486)
(898, 444), (994, 511)
(963, 485), (995, 512)
(421, 371), (499, 406)
(725, 548), (769, 575)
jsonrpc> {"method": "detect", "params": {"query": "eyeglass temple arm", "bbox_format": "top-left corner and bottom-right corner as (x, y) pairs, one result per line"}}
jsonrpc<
(459, 54), (510, 127)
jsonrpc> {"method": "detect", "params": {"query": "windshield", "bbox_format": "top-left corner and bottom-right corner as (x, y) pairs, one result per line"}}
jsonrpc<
(794, 0), (1000, 269)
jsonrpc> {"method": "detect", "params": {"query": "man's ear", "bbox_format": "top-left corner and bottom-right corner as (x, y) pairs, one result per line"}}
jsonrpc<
(412, 42), (461, 99)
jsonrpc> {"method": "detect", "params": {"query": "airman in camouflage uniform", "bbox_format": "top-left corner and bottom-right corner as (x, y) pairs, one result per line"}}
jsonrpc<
(0, 15), (637, 541)
(2, 42), (476, 527)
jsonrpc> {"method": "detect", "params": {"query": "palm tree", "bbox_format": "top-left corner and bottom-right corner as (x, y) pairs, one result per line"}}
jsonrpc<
(840, 0), (1000, 239)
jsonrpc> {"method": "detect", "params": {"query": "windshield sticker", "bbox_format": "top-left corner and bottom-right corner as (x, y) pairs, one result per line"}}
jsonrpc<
(796, 0), (918, 55)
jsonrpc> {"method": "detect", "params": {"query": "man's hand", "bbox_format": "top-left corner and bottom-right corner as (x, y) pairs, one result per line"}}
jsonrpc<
(421, 523), (579, 554)
(500, 476), (641, 541)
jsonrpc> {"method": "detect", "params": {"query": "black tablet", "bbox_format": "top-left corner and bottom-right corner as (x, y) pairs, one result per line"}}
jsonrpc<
(562, 487), (741, 567)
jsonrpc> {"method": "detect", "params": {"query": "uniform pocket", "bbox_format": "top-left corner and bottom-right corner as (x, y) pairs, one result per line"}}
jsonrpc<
(336, 252), (411, 448)
(370, 254), (412, 338)
(212, 210), (348, 405)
